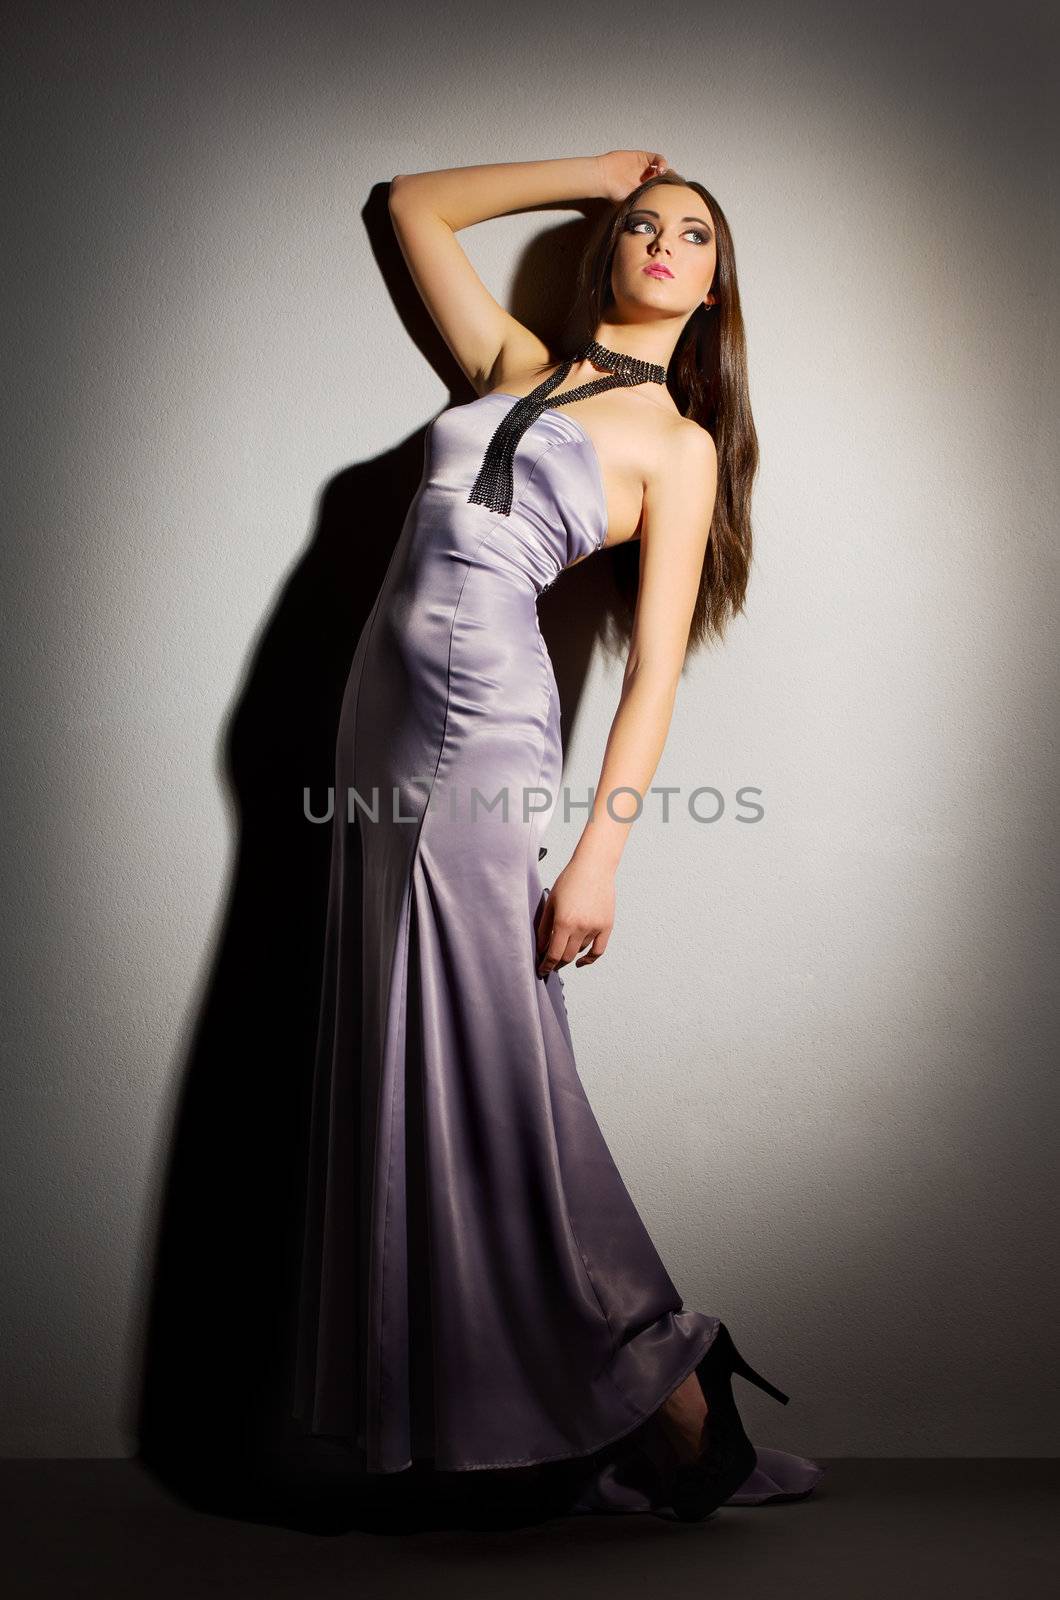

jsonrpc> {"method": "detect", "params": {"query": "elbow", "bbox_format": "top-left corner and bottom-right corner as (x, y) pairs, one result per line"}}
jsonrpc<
(622, 659), (681, 704)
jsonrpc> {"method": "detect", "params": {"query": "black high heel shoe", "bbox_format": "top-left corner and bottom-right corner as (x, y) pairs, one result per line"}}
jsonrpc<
(669, 1321), (790, 1523)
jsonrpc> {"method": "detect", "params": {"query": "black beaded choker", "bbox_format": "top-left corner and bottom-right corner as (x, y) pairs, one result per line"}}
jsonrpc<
(467, 338), (668, 517)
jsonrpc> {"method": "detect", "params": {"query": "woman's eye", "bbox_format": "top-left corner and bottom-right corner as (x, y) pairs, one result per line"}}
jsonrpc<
(627, 219), (708, 244)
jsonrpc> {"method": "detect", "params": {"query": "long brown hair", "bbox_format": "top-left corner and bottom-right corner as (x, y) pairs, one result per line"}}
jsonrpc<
(539, 173), (758, 660)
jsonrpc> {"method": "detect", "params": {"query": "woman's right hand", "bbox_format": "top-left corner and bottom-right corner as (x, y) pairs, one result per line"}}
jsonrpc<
(594, 150), (670, 203)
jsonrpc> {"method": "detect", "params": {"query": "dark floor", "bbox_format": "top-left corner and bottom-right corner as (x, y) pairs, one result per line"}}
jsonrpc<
(4, 1458), (1057, 1600)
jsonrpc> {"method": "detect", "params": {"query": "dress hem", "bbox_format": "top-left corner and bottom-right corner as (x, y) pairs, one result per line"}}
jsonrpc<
(292, 1317), (720, 1475)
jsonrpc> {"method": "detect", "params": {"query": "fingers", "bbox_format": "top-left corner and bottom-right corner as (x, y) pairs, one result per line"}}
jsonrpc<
(537, 922), (609, 976)
(536, 906), (575, 973)
(535, 881), (614, 976)
(535, 889), (554, 958)
(575, 931), (609, 967)
(536, 920), (571, 975)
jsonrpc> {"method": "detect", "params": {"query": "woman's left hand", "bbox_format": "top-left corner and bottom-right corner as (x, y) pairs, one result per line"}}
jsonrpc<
(535, 858), (615, 974)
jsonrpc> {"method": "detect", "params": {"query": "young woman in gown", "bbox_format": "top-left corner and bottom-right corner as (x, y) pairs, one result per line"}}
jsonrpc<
(291, 149), (825, 1522)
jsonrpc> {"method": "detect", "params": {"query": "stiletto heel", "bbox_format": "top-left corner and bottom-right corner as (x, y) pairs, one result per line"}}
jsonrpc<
(669, 1321), (791, 1524)
(728, 1348), (790, 1406)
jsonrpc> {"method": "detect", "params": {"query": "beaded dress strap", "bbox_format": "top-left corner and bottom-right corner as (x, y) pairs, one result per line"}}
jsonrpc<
(467, 339), (667, 517)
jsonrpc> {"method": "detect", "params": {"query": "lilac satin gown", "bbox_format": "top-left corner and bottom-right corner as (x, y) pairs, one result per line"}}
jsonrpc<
(291, 390), (824, 1515)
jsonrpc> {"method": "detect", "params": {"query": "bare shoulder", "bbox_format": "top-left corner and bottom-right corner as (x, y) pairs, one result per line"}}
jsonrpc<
(641, 411), (717, 518)
(652, 412), (717, 481)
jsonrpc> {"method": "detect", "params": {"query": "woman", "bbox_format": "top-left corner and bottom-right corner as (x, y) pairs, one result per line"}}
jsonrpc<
(291, 149), (824, 1522)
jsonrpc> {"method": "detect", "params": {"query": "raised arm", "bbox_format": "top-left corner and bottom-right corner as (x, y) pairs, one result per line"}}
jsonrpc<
(387, 157), (603, 395)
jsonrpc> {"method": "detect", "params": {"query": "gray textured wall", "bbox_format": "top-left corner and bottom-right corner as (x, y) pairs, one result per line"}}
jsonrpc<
(2, 0), (1057, 1458)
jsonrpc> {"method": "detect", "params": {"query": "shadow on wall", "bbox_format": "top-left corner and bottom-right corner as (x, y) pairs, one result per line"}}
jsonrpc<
(133, 183), (614, 1531)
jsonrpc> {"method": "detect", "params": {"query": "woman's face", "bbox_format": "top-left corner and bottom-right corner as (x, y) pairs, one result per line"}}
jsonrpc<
(611, 184), (718, 316)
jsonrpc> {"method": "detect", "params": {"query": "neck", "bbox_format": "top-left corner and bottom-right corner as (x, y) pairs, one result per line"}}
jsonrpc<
(585, 324), (679, 377)
(575, 335), (666, 388)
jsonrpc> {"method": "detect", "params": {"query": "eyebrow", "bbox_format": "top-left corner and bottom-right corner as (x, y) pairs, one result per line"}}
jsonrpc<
(630, 207), (714, 235)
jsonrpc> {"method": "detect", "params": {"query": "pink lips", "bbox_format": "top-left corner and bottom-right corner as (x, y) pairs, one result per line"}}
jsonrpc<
(643, 264), (673, 278)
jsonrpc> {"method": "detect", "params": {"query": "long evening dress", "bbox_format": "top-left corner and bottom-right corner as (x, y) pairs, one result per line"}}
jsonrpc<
(291, 390), (824, 1516)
